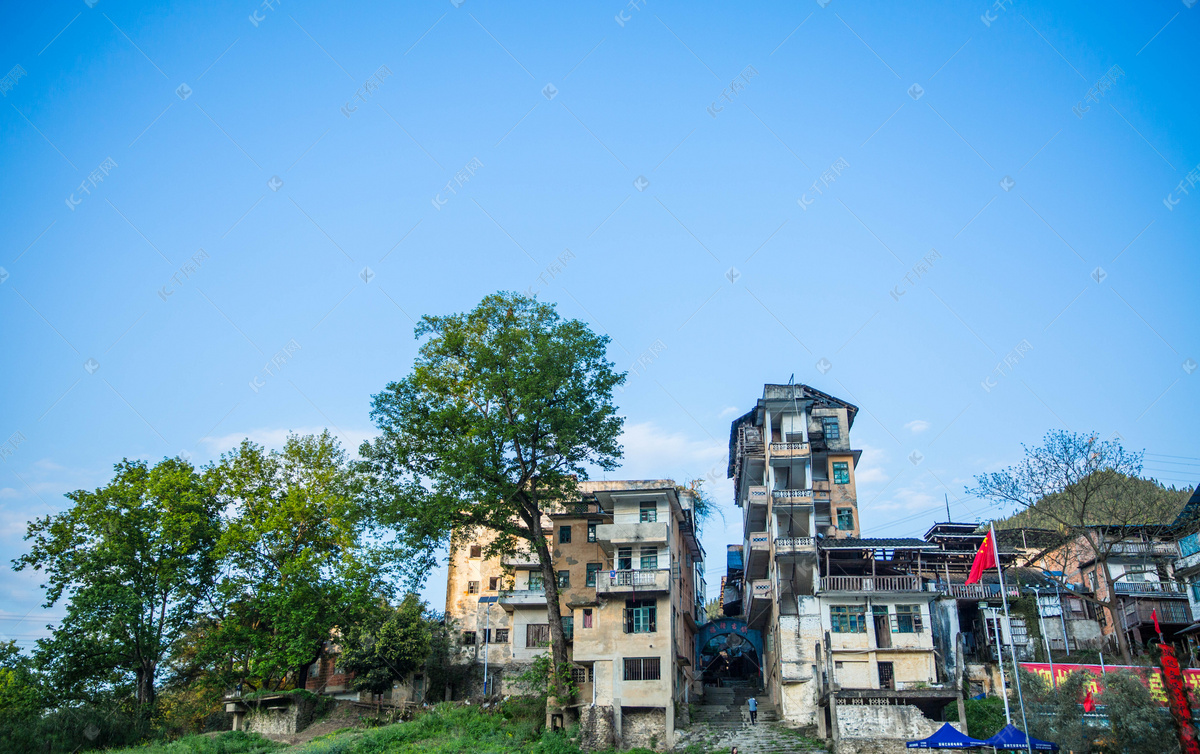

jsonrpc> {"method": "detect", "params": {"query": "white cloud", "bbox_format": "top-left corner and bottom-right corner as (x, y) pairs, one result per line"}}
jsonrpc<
(904, 419), (931, 434)
(198, 426), (376, 458)
(718, 406), (740, 419)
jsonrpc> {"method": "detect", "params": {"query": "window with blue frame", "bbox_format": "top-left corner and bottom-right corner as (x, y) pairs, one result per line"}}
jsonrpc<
(1181, 533), (1200, 557)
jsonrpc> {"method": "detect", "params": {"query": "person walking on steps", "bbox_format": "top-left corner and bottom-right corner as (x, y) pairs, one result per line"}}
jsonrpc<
(747, 696), (757, 724)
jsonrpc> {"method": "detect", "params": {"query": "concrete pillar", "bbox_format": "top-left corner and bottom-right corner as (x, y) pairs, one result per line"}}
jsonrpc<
(666, 699), (675, 749)
(613, 699), (622, 749)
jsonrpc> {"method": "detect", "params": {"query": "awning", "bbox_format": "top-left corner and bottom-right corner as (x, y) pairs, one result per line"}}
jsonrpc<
(982, 724), (1059, 750)
(906, 723), (988, 748)
(1176, 621), (1200, 636)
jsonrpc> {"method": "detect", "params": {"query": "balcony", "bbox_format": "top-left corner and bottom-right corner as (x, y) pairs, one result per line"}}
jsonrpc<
(498, 590), (547, 610)
(747, 579), (773, 627)
(595, 568), (670, 595)
(593, 522), (668, 548)
(818, 575), (922, 593)
(772, 488), (814, 503)
(1108, 542), (1177, 558)
(1176, 550), (1200, 577)
(1123, 600), (1192, 627)
(775, 536), (817, 559)
(944, 583), (1020, 600)
(502, 552), (540, 569)
(746, 531), (769, 579)
(746, 485), (769, 505)
(770, 441), (810, 459)
(1114, 581), (1189, 598)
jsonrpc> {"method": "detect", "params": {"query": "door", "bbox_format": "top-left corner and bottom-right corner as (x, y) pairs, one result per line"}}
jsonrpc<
(878, 661), (894, 690)
(873, 608), (891, 648)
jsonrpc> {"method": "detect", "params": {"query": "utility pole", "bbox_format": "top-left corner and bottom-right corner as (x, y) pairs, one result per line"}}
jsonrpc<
(1032, 586), (1055, 688)
(992, 522), (1034, 754)
(945, 493), (952, 522)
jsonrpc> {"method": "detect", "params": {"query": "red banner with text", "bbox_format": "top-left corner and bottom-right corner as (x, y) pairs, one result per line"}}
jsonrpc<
(1020, 662), (1200, 705)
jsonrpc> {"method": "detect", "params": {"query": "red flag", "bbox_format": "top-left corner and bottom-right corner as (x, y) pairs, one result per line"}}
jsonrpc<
(966, 530), (997, 585)
(1154, 608), (1161, 635)
(1083, 691), (1096, 712)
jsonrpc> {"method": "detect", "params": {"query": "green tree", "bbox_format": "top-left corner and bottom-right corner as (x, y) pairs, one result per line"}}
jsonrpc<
(339, 594), (433, 695)
(969, 430), (1188, 663)
(362, 292), (625, 709)
(13, 457), (219, 711)
(1101, 671), (1179, 754)
(203, 431), (392, 693)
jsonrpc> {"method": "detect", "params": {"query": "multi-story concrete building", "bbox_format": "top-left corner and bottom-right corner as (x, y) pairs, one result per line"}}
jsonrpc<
(723, 384), (958, 740)
(445, 479), (706, 749)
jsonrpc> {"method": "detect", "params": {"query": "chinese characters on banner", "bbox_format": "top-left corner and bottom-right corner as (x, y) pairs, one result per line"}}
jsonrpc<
(1020, 662), (1200, 705)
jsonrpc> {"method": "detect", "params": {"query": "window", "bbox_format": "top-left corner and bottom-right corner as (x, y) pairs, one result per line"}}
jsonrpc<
(469, 545), (482, 558)
(1193, 582), (1200, 603)
(526, 624), (550, 647)
(557, 570), (570, 588)
(624, 657), (661, 681)
(625, 599), (657, 633)
(837, 508), (854, 531)
(528, 572), (544, 591)
(830, 605), (867, 633)
(1088, 570), (1099, 591)
(462, 631), (476, 645)
(467, 581), (480, 594)
(1126, 568), (1147, 583)
(583, 608), (593, 628)
(586, 563), (602, 587)
(495, 628), (509, 643)
(587, 523), (597, 542)
(640, 502), (657, 523)
(562, 616), (574, 639)
(832, 461), (850, 485)
(571, 665), (594, 684)
(822, 417), (840, 440)
(641, 547), (658, 570)
(895, 605), (920, 633)
(618, 547), (633, 570)
(559, 525), (572, 544)
(488, 576), (500, 591)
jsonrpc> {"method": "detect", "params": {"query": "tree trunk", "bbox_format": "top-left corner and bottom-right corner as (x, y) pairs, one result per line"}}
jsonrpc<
(1100, 558), (1134, 664)
(534, 528), (570, 718)
(136, 664), (156, 709)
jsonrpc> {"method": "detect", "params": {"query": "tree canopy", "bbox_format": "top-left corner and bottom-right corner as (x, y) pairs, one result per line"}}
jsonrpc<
(362, 291), (626, 704)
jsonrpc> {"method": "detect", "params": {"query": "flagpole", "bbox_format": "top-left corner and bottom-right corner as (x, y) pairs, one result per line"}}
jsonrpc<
(993, 522), (1034, 754)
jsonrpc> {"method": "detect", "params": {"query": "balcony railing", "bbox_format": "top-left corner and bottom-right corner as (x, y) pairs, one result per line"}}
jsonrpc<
(769, 441), (810, 457)
(772, 488), (814, 501)
(596, 568), (671, 595)
(593, 521), (668, 546)
(747, 485), (768, 503)
(775, 537), (817, 556)
(748, 531), (770, 550)
(750, 579), (772, 599)
(497, 590), (547, 607)
(1108, 542), (1178, 558)
(1114, 581), (1187, 595)
(1123, 600), (1192, 626)
(819, 575), (922, 593)
(502, 552), (540, 568)
(945, 584), (1020, 600)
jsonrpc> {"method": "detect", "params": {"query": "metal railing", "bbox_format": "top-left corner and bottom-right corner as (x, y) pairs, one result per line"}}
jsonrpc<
(944, 584), (1020, 599)
(1114, 581), (1187, 595)
(819, 575), (922, 592)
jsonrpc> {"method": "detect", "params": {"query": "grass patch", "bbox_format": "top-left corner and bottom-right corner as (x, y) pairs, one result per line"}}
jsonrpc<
(101, 730), (284, 754)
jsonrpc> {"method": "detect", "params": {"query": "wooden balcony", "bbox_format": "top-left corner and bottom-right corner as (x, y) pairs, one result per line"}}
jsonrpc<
(818, 575), (922, 593)
(1122, 599), (1192, 627)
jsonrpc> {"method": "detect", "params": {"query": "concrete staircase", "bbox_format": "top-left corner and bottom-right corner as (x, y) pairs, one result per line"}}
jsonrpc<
(675, 688), (825, 754)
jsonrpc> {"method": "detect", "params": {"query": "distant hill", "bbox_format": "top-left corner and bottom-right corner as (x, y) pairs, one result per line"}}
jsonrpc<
(993, 474), (1192, 532)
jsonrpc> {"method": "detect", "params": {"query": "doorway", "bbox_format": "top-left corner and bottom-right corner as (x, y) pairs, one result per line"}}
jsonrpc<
(878, 662), (894, 690)
(873, 607), (891, 649)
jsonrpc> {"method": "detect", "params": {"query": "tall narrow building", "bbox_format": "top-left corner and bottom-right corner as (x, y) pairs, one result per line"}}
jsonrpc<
(722, 383), (955, 738)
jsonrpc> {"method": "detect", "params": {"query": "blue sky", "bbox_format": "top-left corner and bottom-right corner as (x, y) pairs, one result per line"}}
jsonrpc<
(2, 0), (1198, 650)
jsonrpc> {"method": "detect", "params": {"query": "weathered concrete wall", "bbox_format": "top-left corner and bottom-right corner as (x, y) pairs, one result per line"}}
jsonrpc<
(929, 598), (960, 682)
(621, 707), (667, 750)
(579, 705), (615, 751)
(835, 704), (955, 740)
(245, 696), (316, 738)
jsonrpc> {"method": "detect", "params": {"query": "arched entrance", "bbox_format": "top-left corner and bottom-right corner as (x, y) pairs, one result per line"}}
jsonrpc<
(697, 619), (763, 687)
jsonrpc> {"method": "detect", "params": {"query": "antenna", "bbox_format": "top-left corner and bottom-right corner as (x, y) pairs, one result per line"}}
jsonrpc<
(945, 493), (951, 522)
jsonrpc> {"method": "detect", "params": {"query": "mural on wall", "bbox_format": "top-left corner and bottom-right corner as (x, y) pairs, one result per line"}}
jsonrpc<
(698, 619), (763, 683)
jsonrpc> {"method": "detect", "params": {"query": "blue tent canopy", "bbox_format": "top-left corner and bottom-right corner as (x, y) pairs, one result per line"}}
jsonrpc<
(982, 724), (1059, 751)
(907, 723), (989, 748)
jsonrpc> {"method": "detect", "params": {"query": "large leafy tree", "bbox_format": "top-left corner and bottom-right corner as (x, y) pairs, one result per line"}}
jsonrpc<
(13, 457), (219, 711)
(362, 292), (625, 708)
(203, 431), (391, 692)
(339, 594), (433, 695)
(970, 430), (1189, 663)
